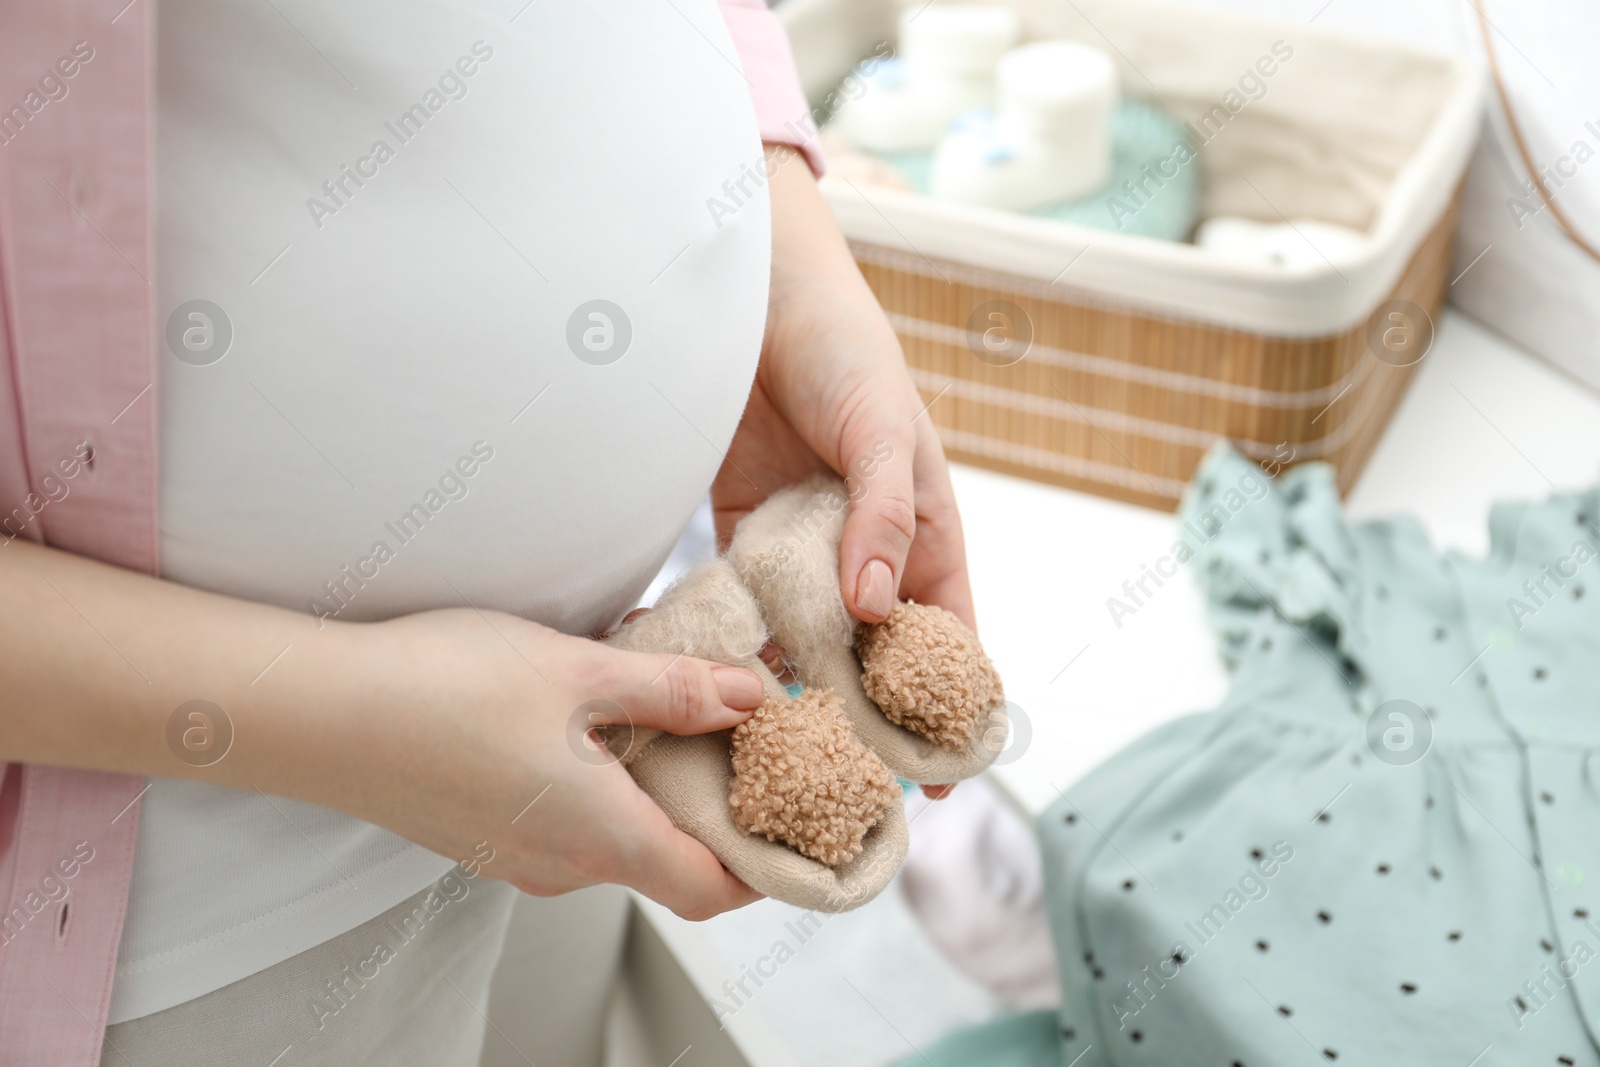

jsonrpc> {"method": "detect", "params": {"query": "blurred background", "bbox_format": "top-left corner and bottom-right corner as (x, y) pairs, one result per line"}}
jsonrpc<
(500, 3), (1600, 1065)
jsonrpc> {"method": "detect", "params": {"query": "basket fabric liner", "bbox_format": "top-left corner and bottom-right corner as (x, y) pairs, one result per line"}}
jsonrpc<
(784, 0), (1483, 337)
(780, 0), (1481, 509)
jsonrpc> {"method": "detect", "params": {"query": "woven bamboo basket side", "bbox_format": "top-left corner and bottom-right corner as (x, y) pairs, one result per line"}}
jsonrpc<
(855, 191), (1461, 511)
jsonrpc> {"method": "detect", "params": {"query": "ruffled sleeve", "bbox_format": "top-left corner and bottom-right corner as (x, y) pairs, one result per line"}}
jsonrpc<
(1177, 444), (1362, 670)
(718, 0), (826, 176)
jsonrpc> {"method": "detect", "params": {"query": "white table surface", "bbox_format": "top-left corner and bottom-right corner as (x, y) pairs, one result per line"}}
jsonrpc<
(658, 309), (1600, 1067)
(964, 308), (1600, 818)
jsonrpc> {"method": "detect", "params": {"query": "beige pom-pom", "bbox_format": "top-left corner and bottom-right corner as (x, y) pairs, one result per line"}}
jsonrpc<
(857, 602), (1004, 750)
(729, 689), (900, 867)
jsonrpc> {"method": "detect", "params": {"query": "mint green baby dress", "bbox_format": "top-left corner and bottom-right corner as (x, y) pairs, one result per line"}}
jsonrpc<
(908, 444), (1600, 1067)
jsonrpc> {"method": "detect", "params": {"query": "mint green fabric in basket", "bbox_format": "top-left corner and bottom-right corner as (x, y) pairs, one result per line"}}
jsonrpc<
(904, 444), (1600, 1066)
(875, 101), (1199, 241)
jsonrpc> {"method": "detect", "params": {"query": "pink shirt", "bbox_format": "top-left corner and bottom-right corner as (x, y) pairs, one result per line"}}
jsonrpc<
(0, 3), (819, 1062)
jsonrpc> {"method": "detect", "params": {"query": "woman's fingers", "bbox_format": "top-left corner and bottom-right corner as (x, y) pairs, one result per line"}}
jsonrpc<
(835, 384), (920, 624)
(589, 648), (764, 735)
(757, 639), (796, 687)
(835, 384), (977, 631)
(623, 805), (765, 920)
(898, 420), (977, 631)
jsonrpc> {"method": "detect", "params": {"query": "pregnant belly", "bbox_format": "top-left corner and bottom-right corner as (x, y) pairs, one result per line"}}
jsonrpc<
(115, 0), (770, 1028)
(155, 0), (770, 636)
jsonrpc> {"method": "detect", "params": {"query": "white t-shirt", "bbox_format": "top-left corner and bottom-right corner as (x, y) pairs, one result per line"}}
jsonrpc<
(111, 0), (769, 1024)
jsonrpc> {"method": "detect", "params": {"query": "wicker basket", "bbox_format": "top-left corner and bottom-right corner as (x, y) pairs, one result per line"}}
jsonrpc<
(782, 0), (1484, 510)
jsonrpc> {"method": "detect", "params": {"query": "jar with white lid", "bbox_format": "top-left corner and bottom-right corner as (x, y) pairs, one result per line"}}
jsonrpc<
(930, 39), (1119, 211)
(831, 5), (1021, 154)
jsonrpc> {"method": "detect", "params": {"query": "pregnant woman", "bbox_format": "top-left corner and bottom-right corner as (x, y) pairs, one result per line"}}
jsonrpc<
(0, 1), (974, 1063)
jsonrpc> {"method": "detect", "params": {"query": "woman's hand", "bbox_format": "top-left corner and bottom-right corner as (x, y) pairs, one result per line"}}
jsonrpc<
(714, 145), (975, 800)
(342, 609), (767, 920)
(0, 540), (765, 922)
(713, 145), (975, 634)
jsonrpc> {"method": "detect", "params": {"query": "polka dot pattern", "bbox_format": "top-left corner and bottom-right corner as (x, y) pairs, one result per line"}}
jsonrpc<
(991, 454), (1600, 1067)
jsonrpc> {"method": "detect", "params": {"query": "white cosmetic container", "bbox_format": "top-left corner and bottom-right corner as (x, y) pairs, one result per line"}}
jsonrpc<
(929, 40), (1118, 211)
(832, 5), (1021, 154)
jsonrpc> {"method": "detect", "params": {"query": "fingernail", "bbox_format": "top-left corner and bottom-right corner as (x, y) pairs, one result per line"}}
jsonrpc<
(712, 667), (764, 711)
(856, 559), (895, 621)
(757, 641), (798, 687)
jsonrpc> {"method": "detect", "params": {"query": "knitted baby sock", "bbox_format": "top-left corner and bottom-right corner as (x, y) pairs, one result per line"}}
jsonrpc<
(603, 558), (908, 912)
(724, 475), (1009, 784)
